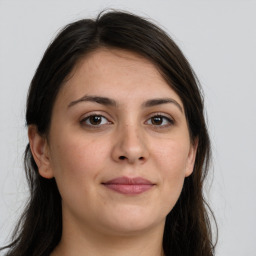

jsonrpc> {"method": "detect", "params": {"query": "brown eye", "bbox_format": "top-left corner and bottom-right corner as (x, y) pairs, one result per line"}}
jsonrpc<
(89, 115), (102, 125)
(145, 115), (174, 127)
(151, 116), (163, 125)
(81, 115), (110, 126)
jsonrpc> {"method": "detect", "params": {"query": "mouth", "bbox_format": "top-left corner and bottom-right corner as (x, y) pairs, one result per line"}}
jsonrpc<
(102, 176), (155, 195)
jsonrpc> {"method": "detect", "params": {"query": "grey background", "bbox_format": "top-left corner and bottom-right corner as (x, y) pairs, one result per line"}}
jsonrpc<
(0, 1), (255, 255)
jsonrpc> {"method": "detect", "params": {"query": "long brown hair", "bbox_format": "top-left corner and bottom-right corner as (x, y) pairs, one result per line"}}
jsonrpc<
(1, 10), (217, 256)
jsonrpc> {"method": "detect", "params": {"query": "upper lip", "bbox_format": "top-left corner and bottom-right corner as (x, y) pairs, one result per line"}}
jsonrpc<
(102, 176), (154, 185)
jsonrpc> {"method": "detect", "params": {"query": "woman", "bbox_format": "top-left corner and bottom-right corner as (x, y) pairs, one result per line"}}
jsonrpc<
(1, 10), (217, 256)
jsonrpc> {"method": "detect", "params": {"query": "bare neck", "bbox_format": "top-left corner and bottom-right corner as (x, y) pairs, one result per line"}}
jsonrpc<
(50, 219), (165, 256)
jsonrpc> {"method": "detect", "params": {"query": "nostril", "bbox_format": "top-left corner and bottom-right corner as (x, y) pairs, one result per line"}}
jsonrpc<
(118, 156), (144, 161)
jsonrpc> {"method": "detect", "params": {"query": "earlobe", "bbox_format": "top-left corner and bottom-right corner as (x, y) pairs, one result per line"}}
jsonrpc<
(185, 138), (198, 177)
(28, 125), (54, 179)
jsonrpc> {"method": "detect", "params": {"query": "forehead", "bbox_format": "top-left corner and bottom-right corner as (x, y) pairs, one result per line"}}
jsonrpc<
(57, 48), (183, 107)
(71, 48), (165, 84)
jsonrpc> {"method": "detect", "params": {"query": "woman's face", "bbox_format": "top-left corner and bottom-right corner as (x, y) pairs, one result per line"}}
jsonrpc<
(36, 48), (197, 237)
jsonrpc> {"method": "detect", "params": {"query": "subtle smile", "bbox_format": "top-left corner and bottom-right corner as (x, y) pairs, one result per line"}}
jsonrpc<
(102, 176), (155, 195)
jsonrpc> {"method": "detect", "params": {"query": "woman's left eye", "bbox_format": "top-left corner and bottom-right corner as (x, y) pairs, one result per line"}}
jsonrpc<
(145, 115), (174, 127)
(81, 115), (111, 127)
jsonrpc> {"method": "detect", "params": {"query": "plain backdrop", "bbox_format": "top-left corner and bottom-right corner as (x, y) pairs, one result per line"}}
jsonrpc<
(0, 1), (255, 255)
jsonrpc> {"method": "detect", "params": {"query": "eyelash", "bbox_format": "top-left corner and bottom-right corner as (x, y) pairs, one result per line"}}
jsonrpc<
(80, 114), (112, 128)
(145, 114), (174, 128)
(80, 113), (174, 129)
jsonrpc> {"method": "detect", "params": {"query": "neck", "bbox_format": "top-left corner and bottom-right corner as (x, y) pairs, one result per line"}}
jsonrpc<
(51, 214), (165, 256)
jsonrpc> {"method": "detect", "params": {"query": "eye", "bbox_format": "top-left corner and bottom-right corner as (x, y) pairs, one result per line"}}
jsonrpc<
(145, 114), (174, 127)
(81, 114), (111, 127)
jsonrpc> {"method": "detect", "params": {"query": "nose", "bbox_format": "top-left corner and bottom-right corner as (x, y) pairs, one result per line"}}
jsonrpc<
(111, 124), (149, 164)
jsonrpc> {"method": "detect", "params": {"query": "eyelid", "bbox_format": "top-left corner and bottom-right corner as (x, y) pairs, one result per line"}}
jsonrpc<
(80, 110), (113, 121)
(144, 112), (175, 127)
(80, 112), (113, 127)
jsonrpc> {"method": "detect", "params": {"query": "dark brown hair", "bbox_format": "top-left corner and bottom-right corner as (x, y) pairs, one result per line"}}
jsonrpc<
(1, 10), (217, 256)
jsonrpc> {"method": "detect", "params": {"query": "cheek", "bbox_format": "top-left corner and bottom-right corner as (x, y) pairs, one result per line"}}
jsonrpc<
(49, 134), (110, 190)
(52, 134), (105, 167)
(152, 140), (190, 210)
(49, 135), (111, 216)
(154, 139), (190, 175)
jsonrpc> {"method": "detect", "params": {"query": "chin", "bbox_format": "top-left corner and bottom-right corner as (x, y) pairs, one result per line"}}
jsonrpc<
(99, 206), (166, 236)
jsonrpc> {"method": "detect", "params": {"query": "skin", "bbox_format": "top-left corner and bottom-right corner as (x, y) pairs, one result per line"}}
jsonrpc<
(29, 48), (197, 256)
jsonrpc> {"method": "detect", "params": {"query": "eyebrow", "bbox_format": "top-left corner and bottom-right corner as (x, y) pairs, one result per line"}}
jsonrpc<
(142, 98), (183, 112)
(68, 95), (183, 112)
(68, 95), (117, 108)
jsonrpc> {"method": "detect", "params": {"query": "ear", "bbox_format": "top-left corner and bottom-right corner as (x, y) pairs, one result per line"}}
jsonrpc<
(185, 137), (198, 177)
(28, 125), (54, 179)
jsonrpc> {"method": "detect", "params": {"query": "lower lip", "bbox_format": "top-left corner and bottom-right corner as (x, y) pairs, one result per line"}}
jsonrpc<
(103, 184), (154, 195)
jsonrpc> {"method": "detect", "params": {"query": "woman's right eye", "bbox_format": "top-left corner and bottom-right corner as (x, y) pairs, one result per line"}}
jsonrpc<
(80, 115), (111, 127)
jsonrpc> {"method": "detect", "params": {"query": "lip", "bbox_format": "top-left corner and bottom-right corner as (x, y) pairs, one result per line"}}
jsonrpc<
(102, 176), (155, 195)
